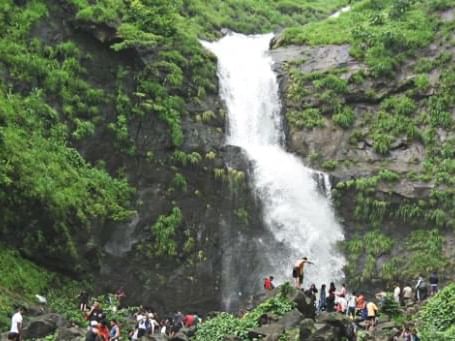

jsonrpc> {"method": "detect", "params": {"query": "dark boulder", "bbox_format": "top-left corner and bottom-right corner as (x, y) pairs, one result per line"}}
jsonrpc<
(249, 323), (285, 341)
(170, 332), (189, 341)
(56, 326), (86, 340)
(308, 313), (355, 341)
(22, 313), (66, 339)
(290, 290), (316, 319)
(279, 309), (305, 329)
(299, 318), (316, 340)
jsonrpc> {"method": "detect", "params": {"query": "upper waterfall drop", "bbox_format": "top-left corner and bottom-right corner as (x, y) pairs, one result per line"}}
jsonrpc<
(202, 33), (345, 308)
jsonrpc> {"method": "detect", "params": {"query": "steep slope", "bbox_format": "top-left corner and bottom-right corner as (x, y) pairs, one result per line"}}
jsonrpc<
(0, 0), (351, 312)
(271, 0), (455, 288)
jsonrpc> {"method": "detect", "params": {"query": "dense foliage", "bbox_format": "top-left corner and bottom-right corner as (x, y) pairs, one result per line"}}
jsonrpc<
(281, 0), (455, 286)
(194, 291), (295, 340)
(0, 246), (85, 330)
(278, 0), (439, 77)
(0, 0), (354, 274)
(418, 284), (455, 340)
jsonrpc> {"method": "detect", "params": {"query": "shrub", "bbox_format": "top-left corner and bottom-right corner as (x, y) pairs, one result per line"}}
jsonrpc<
(418, 284), (455, 340)
(194, 295), (295, 341)
(151, 207), (183, 257)
(381, 95), (417, 116)
(332, 106), (355, 128)
(286, 108), (324, 129)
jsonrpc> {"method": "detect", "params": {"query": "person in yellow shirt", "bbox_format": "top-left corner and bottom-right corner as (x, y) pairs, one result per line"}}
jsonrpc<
(366, 301), (379, 330)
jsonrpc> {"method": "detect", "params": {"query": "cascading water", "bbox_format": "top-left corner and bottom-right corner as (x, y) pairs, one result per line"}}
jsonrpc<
(202, 33), (345, 310)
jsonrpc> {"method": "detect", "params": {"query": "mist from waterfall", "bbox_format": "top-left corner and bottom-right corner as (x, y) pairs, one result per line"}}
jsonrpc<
(202, 33), (345, 310)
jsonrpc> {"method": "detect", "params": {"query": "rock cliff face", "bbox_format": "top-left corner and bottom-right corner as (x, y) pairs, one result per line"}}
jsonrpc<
(6, 2), (268, 313)
(270, 7), (455, 288)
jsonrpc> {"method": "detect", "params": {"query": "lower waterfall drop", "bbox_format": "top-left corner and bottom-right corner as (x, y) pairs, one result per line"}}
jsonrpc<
(203, 33), (345, 310)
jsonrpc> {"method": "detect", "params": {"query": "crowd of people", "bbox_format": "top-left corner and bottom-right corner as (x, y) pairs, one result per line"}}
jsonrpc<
(6, 255), (441, 341)
(79, 291), (201, 341)
(265, 257), (441, 340)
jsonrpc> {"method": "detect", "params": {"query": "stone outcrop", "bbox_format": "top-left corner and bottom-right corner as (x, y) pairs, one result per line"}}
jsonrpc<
(12, 1), (269, 314)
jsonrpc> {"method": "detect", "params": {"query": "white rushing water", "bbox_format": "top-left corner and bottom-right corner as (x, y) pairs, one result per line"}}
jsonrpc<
(202, 33), (345, 307)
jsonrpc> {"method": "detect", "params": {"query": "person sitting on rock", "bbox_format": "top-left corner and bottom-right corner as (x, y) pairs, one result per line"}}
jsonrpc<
(292, 257), (314, 289)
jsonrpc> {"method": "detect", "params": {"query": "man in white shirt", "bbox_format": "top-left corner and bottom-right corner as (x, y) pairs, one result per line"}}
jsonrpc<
(393, 285), (401, 304)
(8, 307), (24, 341)
(346, 292), (357, 317)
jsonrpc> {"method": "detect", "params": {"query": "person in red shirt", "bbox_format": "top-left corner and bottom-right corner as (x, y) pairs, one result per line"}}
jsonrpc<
(263, 276), (275, 291)
(183, 314), (195, 328)
(97, 320), (110, 341)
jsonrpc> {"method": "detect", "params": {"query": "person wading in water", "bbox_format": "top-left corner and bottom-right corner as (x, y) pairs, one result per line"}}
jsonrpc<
(292, 257), (314, 289)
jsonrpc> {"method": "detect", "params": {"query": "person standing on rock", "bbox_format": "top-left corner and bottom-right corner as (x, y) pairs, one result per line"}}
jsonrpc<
(263, 276), (275, 291)
(110, 319), (120, 341)
(292, 257), (314, 288)
(366, 300), (379, 331)
(318, 284), (327, 312)
(415, 275), (427, 301)
(402, 285), (413, 305)
(393, 284), (401, 304)
(346, 291), (357, 318)
(8, 306), (24, 341)
(429, 272), (439, 295)
(78, 290), (89, 312)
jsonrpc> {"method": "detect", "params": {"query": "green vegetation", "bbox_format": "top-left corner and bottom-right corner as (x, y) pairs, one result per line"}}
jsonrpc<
(286, 108), (324, 129)
(151, 207), (183, 257)
(194, 286), (295, 340)
(418, 284), (455, 340)
(0, 246), (88, 330)
(343, 230), (394, 284)
(278, 0), (437, 78)
(0, 89), (134, 269)
(333, 106), (355, 128)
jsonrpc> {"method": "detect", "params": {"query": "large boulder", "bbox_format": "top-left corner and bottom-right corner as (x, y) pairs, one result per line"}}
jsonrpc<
(306, 313), (355, 341)
(55, 326), (86, 341)
(248, 323), (285, 341)
(279, 309), (305, 329)
(180, 326), (197, 337)
(299, 318), (316, 340)
(290, 290), (316, 319)
(22, 313), (66, 339)
(170, 332), (189, 341)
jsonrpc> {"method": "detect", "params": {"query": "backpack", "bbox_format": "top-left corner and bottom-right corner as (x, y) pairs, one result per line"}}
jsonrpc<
(264, 278), (272, 290)
(420, 280), (427, 289)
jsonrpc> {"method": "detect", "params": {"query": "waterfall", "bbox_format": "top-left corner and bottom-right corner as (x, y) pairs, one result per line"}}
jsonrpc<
(202, 33), (345, 310)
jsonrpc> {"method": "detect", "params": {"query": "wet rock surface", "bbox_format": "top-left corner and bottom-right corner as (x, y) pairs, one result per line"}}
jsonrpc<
(19, 1), (268, 314)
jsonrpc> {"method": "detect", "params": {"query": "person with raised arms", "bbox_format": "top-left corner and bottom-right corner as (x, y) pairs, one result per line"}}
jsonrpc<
(292, 257), (314, 289)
